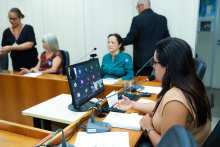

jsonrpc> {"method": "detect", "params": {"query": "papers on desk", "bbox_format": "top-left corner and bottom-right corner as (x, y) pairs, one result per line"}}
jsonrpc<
(22, 73), (42, 77)
(103, 112), (142, 130)
(103, 79), (119, 85)
(139, 86), (162, 94)
(74, 132), (130, 147)
(106, 90), (118, 107)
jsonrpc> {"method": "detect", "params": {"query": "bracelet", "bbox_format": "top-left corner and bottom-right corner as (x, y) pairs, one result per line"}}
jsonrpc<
(10, 46), (12, 51)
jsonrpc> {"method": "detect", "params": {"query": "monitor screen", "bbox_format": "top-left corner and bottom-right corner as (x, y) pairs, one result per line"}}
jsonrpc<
(66, 58), (105, 112)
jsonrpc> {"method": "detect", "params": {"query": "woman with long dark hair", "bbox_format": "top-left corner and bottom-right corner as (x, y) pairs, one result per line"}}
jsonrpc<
(113, 38), (211, 147)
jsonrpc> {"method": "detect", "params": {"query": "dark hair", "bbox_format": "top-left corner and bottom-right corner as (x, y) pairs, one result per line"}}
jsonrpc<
(9, 8), (25, 18)
(108, 33), (125, 51)
(152, 38), (211, 127)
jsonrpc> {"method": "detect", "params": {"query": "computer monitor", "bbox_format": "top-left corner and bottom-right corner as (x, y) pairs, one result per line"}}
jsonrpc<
(66, 58), (105, 112)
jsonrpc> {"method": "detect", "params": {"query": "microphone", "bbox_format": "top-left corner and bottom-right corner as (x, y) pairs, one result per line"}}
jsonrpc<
(131, 56), (154, 92)
(98, 75), (155, 103)
(86, 75), (155, 134)
(76, 48), (97, 63)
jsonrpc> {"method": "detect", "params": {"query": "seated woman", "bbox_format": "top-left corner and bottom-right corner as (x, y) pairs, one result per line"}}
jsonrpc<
(101, 34), (134, 80)
(113, 38), (211, 147)
(20, 33), (64, 74)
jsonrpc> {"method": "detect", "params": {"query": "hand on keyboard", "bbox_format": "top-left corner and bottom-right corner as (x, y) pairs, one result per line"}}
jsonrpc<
(102, 93), (140, 113)
(113, 95), (132, 111)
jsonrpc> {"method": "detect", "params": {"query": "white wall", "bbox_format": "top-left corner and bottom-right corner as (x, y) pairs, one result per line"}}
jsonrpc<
(0, 0), (199, 71)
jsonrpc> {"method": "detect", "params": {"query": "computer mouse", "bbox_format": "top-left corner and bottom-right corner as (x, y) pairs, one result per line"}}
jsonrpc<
(139, 93), (151, 97)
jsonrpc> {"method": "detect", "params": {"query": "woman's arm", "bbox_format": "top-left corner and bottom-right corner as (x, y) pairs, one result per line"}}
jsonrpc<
(140, 101), (189, 147)
(120, 55), (134, 80)
(1, 42), (34, 52)
(33, 56), (62, 74)
(113, 95), (156, 115)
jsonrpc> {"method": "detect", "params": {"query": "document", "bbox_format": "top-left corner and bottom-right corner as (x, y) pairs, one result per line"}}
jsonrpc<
(106, 91), (118, 107)
(103, 79), (119, 85)
(103, 112), (142, 130)
(22, 73), (42, 77)
(74, 132), (130, 147)
(137, 99), (155, 103)
(140, 86), (162, 94)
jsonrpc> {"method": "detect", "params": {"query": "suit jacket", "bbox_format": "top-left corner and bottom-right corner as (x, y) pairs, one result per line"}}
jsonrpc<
(123, 9), (170, 67)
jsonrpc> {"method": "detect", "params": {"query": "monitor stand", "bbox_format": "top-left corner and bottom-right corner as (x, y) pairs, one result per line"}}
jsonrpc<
(68, 101), (95, 112)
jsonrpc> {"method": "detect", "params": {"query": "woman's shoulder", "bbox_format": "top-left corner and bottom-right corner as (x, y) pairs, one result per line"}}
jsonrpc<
(3, 28), (11, 34)
(119, 52), (132, 58)
(54, 51), (62, 56)
(103, 53), (111, 58)
(164, 87), (184, 99)
(41, 51), (46, 55)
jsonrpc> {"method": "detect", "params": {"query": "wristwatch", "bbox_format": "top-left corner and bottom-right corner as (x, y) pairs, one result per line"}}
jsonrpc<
(143, 127), (154, 136)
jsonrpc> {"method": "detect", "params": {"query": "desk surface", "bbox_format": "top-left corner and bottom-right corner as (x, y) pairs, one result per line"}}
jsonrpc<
(35, 78), (161, 147)
(22, 94), (91, 124)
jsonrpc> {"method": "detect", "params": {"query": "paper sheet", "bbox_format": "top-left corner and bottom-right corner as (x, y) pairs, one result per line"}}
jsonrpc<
(74, 132), (130, 147)
(139, 86), (162, 94)
(103, 79), (119, 85)
(22, 73), (42, 77)
(106, 91), (118, 107)
(137, 99), (155, 103)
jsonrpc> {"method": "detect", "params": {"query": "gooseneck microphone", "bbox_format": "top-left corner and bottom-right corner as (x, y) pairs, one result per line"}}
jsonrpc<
(76, 48), (97, 63)
(132, 56), (154, 92)
(86, 75), (155, 134)
(98, 75), (155, 103)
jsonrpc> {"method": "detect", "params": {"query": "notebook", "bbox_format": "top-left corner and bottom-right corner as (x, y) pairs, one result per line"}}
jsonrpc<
(103, 112), (142, 130)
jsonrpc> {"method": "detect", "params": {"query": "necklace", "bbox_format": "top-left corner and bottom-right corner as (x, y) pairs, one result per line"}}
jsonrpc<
(12, 23), (23, 40)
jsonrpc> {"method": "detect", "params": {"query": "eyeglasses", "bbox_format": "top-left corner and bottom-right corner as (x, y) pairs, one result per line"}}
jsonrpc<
(8, 17), (18, 21)
(135, 4), (143, 11)
(150, 58), (161, 67)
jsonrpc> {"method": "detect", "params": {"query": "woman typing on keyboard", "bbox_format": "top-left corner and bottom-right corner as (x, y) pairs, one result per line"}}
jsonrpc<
(113, 38), (211, 147)
(100, 34), (134, 80)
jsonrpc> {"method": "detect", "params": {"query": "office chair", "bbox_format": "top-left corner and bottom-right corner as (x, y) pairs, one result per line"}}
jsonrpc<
(59, 50), (70, 75)
(0, 54), (9, 70)
(157, 125), (198, 147)
(194, 58), (207, 80)
(202, 120), (220, 147)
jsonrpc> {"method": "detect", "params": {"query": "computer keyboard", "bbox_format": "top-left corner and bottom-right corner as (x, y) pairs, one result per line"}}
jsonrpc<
(102, 93), (140, 113)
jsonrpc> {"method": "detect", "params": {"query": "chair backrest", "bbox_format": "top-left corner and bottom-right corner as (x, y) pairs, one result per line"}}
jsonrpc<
(0, 54), (9, 70)
(157, 125), (198, 147)
(202, 120), (220, 147)
(59, 50), (70, 75)
(194, 58), (207, 80)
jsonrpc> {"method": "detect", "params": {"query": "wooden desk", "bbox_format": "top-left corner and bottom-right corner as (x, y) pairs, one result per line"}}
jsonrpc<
(0, 119), (53, 147)
(36, 78), (161, 147)
(0, 70), (123, 127)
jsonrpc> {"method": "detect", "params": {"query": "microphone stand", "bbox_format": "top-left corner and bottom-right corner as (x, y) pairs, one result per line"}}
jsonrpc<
(76, 48), (97, 63)
(131, 56), (154, 92)
(86, 77), (153, 133)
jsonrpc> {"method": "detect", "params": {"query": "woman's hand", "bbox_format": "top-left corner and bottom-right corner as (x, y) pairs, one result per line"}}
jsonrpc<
(140, 113), (153, 130)
(20, 68), (30, 74)
(0, 50), (7, 57)
(1, 46), (11, 53)
(113, 95), (133, 111)
(31, 68), (40, 73)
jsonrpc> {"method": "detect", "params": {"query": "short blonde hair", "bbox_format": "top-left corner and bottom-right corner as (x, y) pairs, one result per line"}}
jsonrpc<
(43, 33), (59, 51)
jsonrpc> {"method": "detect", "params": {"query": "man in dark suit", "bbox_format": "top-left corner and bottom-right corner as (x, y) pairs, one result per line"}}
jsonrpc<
(123, 0), (170, 76)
